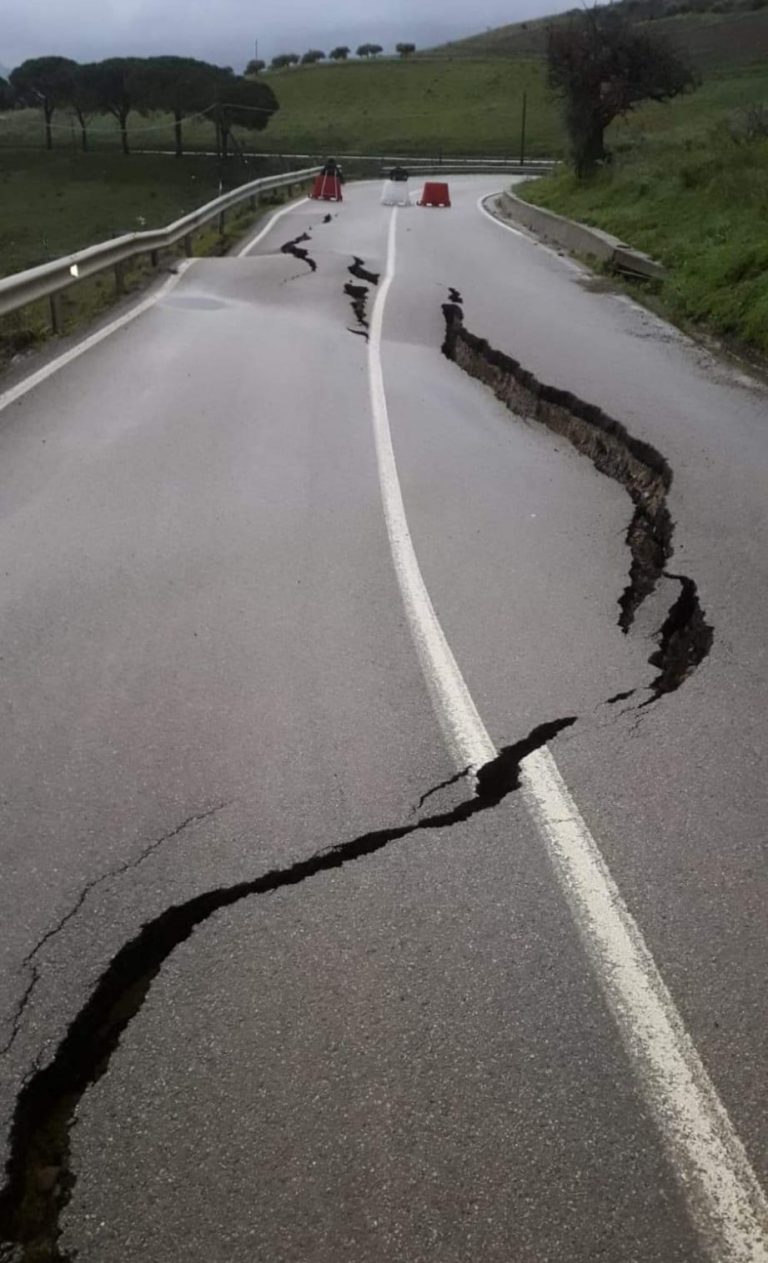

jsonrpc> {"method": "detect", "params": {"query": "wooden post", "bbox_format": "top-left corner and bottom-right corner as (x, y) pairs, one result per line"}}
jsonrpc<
(114, 262), (125, 296)
(218, 209), (226, 235)
(520, 91), (528, 167)
(49, 293), (63, 335)
(150, 249), (159, 268)
(184, 234), (193, 257)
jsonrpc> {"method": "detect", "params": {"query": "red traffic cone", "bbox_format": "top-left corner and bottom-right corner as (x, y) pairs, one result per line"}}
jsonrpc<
(310, 172), (343, 202)
(419, 181), (451, 208)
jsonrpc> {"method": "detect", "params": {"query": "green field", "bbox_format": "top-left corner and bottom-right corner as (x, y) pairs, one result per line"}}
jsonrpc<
(520, 61), (768, 355)
(0, 150), (276, 276)
(259, 58), (556, 156)
(0, 57), (558, 161)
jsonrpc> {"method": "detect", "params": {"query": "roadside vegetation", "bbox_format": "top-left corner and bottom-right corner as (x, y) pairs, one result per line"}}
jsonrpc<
(522, 52), (768, 355)
(0, 150), (281, 276)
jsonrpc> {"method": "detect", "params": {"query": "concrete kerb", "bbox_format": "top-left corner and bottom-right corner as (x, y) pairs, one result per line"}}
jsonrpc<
(494, 189), (666, 281)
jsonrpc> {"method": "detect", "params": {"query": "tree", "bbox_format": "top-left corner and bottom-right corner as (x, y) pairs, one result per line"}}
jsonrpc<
(0, 78), (13, 111)
(210, 74), (279, 158)
(244, 58), (266, 77)
(271, 52), (300, 69)
(369, 44), (384, 58)
(301, 49), (326, 65)
(67, 62), (102, 151)
(547, 7), (697, 175)
(77, 58), (144, 154)
(329, 46), (350, 61)
(131, 56), (220, 157)
(356, 43), (376, 58)
(396, 42), (416, 57)
(9, 56), (77, 149)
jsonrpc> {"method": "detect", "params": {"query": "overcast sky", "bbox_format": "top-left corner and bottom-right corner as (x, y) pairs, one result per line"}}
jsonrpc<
(1, 0), (571, 74)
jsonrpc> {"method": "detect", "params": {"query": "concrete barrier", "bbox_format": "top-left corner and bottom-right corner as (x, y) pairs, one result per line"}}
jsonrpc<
(494, 190), (665, 281)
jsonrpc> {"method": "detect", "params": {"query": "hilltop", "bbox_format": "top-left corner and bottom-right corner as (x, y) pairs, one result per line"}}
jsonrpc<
(433, 3), (768, 69)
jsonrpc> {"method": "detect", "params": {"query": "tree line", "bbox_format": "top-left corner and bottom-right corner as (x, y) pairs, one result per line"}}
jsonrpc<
(0, 56), (279, 157)
(252, 42), (416, 72)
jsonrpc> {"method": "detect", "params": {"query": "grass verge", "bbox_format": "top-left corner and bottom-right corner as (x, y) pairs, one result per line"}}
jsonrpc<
(519, 65), (768, 357)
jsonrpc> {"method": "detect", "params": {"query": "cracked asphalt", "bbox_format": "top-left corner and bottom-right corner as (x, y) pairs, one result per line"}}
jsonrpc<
(0, 177), (766, 1261)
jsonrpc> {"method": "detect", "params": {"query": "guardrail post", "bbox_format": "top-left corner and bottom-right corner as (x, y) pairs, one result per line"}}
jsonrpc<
(49, 293), (62, 336)
(150, 249), (159, 268)
(183, 234), (193, 258)
(249, 194), (257, 211)
(218, 209), (226, 235)
(114, 262), (125, 297)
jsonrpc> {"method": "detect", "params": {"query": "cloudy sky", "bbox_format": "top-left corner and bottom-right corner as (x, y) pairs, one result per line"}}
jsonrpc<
(2, 0), (570, 74)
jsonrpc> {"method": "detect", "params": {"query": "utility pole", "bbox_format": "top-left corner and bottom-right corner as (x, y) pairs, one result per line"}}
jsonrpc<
(519, 90), (528, 167)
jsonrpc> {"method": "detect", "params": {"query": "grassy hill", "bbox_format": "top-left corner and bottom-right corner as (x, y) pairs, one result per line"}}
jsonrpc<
(434, 5), (768, 69)
(0, 59), (558, 160)
(258, 59), (556, 157)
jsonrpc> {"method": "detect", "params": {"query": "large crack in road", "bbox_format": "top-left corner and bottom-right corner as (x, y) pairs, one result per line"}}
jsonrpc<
(0, 256), (721, 1261)
(0, 806), (228, 1062)
(441, 299), (714, 703)
(280, 230), (317, 274)
(0, 719), (574, 1262)
(344, 257), (380, 341)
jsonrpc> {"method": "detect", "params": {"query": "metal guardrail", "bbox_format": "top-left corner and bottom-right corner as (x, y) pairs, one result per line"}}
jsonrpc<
(0, 160), (555, 334)
(379, 163), (556, 176)
(0, 165), (321, 330)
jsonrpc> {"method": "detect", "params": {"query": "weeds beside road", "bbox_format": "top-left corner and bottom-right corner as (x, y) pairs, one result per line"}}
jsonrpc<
(520, 63), (768, 357)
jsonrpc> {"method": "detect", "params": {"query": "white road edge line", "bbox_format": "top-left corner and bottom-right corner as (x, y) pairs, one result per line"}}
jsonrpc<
(369, 206), (768, 1263)
(237, 196), (310, 257)
(478, 191), (612, 277)
(476, 191), (528, 238)
(0, 260), (194, 417)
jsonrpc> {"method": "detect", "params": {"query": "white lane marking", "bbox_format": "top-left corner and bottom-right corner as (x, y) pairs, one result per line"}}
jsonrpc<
(368, 207), (768, 1263)
(477, 193), (527, 238)
(0, 261), (193, 417)
(236, 196), (310, 257)
(368, 210), (495, 776)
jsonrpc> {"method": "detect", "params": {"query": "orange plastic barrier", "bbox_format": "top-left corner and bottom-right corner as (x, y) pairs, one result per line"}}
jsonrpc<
(418, 181), (451, 208)
(310, 173), (343, 202)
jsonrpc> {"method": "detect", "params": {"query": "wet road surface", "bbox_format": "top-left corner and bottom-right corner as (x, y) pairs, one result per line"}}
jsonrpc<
(0, 177), (766, 1262)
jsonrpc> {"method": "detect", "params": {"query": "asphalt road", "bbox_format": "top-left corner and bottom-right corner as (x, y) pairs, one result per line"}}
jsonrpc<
(0, 176), (766, 1262)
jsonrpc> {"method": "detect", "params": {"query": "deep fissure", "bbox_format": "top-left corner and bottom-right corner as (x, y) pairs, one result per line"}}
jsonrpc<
(345, 283), (370, 338)
(441, 300), (714, 701)
(0, 718), (575, 1262)
(344, 259), (379, 340)
(280, 231), (317, 273)
(349, 257), (380, 287)
(1, 806), (227, 1062)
